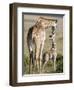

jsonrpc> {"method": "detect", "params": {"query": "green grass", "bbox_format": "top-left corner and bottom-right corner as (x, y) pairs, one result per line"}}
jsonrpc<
(24, 55), (30, 74)
(24, 54), (63, 74)
(56, 54), (63, 73)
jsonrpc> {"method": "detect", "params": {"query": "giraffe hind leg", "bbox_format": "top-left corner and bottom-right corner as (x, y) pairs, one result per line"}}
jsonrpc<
(29, 51), (34, 74)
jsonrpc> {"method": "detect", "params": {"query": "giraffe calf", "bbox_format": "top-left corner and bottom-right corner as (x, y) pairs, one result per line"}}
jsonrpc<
(42, 29), (57, 72)
(49, 43), (57, 71)
(42, 43), (57, 72)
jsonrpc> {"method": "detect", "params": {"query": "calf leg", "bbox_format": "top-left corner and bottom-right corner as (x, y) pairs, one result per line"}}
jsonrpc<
(42, 60), (48, 72)
(52, 55), (57, 71)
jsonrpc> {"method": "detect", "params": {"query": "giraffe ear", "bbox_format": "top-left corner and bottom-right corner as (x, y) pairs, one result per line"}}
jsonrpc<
(37, 17), (42, 23)
(36, 17), (42, 26)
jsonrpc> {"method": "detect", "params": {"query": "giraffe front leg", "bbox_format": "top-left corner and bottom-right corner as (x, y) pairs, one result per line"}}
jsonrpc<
(29, 51), (33, 74)
(36, 45), (40, 73)
(39, 42), (45, 73)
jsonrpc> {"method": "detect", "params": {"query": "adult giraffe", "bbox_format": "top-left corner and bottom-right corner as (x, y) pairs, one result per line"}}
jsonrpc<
(27, 17), (57, 73)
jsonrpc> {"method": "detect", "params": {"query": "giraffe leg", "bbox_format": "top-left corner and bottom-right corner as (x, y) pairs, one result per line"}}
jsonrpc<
(53, 55), (56, 71)
(39, 42), (45, 73)
(42, 60), (48, 72)
(29, 51), (33, 74)
(35, 44), (41, 73)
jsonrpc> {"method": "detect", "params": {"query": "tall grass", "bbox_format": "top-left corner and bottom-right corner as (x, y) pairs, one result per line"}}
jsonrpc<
(24, 54), (63, 74)
(24, 54), (30, 74)
(56, 54), (63, 73)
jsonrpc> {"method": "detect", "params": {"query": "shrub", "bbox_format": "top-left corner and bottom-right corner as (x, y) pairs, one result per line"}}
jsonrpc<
(24, 54), (63, 74)
(56, 54), (63, 73)
(24, 55), (30, 74)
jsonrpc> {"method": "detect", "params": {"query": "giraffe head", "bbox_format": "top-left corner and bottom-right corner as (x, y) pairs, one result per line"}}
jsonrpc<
(36, 17), (57, 29)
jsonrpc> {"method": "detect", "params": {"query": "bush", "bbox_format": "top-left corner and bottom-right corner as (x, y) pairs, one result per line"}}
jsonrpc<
(24, 54), (63, 74)
(24, 55), (30, 74)
(56, 54), (63, 73)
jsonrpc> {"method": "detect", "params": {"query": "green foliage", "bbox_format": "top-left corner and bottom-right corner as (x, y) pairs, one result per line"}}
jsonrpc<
(24, 55), (30, 74)
(43, 61), (54, 73)
(24, 54), (63, 74)
(56, 54), (63, 73)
